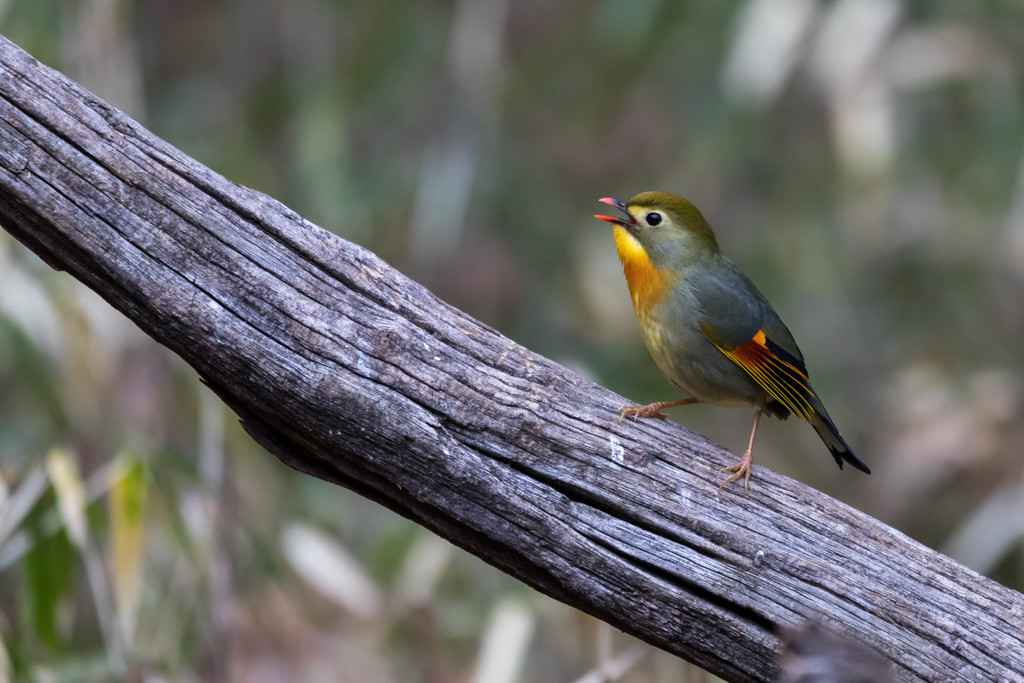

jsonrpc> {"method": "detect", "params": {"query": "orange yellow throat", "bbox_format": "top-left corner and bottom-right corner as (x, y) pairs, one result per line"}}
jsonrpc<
(614, 226), (674, 314)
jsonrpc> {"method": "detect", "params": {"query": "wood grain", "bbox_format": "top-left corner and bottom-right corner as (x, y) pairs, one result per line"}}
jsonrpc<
(0, 35), (1021, 682)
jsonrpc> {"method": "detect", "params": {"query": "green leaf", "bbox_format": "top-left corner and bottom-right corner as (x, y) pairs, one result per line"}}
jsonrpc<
(21, 489), (75, 655)
(109, 456), (148, 644)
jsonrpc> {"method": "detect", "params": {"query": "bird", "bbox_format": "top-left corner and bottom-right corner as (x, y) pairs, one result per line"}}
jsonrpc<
(594, 191), (869, 491)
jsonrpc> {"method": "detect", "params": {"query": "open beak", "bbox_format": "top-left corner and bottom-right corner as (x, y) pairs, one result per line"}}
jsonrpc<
(594, 197), (633, 228)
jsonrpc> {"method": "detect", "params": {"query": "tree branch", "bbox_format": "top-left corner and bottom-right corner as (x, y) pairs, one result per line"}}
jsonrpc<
(0, 35), (1020, 682)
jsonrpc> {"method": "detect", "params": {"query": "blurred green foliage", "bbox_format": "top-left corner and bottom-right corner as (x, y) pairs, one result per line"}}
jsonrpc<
(2, 0), (1024, 680)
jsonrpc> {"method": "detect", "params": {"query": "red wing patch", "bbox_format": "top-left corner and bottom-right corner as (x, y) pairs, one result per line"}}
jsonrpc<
(719, 331), (816, 422)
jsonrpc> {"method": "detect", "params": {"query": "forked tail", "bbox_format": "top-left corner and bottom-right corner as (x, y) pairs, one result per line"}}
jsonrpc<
(810, 404), (870, 474)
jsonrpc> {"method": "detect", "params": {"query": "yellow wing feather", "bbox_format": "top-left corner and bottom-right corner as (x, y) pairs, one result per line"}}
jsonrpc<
(717, 331), (817, 422)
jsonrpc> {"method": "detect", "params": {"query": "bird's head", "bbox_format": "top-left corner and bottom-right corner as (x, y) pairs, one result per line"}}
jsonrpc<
(594, 191), (719, 269)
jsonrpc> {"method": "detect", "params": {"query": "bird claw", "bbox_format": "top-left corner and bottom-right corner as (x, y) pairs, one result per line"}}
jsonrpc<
(617, 404), (670, 423)
(718, 449), (753, 493)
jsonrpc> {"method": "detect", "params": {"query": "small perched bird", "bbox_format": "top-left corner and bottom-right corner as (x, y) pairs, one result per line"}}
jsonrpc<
(594, 192), (869, 491)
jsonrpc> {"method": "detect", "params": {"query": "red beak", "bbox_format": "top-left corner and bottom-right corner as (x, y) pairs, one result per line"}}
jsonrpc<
(594, 197), (632, 227)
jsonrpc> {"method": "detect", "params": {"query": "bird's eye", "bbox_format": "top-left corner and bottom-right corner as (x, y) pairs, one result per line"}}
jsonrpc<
(645, 212), (662, 226)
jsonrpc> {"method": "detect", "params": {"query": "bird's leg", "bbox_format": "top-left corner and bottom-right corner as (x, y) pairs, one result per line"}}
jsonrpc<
(618, 398), (700, 423)
(718, 408), (762, 493)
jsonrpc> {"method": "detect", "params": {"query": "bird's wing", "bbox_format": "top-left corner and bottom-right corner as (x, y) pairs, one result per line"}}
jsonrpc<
(692, 259), (817, 422)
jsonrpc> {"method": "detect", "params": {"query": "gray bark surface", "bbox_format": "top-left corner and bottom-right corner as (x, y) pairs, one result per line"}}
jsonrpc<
(1, 35), (1021, 682)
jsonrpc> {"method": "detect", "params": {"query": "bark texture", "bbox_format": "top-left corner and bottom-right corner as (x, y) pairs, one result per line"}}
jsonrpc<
(0, 35), (1021, 683)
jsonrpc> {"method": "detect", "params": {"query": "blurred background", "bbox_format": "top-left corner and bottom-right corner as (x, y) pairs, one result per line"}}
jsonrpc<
(1, 0), (1023, 680)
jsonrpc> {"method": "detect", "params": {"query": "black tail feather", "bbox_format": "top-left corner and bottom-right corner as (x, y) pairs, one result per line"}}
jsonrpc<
(810, 407), (870, 474)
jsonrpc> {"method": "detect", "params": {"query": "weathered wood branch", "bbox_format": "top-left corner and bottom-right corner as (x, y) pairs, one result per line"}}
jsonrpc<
(0, 35), (1021, 682)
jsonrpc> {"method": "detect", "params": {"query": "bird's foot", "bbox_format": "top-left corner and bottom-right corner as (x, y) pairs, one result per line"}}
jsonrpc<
(617, 398), (699, 423)
(618, 403), (670, 423)
(718, 448), (753, 493)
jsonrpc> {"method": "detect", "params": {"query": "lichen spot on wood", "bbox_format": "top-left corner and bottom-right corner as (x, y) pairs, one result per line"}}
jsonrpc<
(609, 435), (624, 463)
